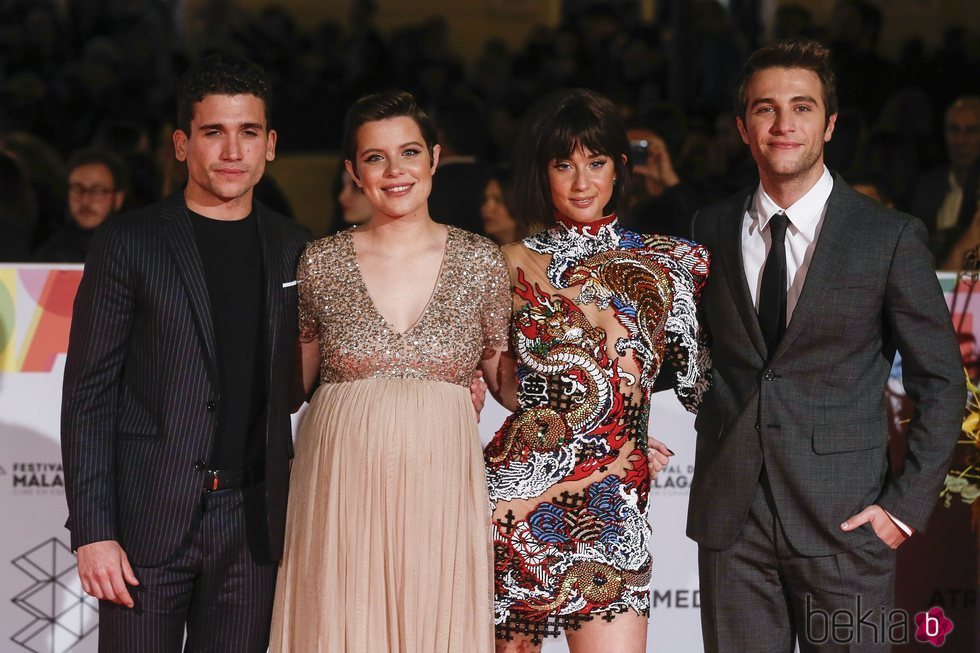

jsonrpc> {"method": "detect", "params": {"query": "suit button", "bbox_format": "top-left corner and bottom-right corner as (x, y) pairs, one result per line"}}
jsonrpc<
(194, 459), (208, 471)
(764, 369), (776, 381)
(755, 422), (761, 432)
(206, 400), (217, 411)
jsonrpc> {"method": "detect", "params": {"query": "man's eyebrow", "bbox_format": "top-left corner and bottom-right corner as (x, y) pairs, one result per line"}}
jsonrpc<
(749, 95), (819, 108)
(197, 122), (266, 131)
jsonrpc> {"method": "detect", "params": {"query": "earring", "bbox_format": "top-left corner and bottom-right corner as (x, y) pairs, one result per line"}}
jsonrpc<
(613, 177), (618, 185)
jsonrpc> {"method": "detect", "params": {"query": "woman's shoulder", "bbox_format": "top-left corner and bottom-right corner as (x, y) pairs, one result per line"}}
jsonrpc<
(633, 231), (711, 283)
(639, 231), (707, 253)
(302, 229), (352, 260)
(448, 226), (505, 262)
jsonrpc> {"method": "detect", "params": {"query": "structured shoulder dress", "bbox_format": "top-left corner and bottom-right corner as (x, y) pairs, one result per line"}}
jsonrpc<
(485, 214), (710, 643)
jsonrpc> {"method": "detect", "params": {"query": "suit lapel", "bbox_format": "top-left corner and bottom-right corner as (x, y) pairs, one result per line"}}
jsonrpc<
(718, 193), (768, 362)
(161, 194), (219, 385)
(256, 204), (284, 378)
(770, 178), (852, 362)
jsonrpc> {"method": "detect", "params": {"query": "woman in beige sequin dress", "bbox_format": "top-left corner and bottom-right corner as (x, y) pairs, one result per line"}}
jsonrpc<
(269, 92), (511, 652)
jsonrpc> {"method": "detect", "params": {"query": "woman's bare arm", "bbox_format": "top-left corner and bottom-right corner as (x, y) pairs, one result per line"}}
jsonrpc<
(479, 347), (519, 413)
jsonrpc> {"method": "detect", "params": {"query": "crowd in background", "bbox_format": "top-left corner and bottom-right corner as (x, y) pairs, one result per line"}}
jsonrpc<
(1, 0), (978, 268)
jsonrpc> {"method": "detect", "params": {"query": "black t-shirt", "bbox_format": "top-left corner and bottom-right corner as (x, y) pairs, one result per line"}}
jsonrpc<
(190, 209), (266, 470)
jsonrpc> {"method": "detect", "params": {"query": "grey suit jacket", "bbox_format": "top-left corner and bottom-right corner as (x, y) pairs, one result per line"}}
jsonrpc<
(687, 175), (963, 556)
(61, 192), (310, 566)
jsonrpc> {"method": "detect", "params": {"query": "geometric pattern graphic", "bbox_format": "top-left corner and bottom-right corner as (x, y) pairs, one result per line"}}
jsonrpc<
(10, 538), (98, 652)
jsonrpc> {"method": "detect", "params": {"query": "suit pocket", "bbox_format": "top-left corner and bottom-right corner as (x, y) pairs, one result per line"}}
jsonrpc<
(812, 418), (885, 454)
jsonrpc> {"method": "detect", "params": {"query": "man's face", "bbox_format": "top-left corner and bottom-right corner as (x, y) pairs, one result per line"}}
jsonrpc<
(68, 162), (124, 230)
(737, 67), (837, 186)
(173, 94), (276, 211)
(945, 105), (980, 173)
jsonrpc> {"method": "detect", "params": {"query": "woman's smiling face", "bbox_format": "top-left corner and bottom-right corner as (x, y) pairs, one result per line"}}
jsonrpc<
(345, 116), (440, 221)
(547, 145), (616, 223)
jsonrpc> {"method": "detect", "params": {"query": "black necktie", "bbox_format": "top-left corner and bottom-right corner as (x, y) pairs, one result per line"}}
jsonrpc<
(759, 212), (789, 357)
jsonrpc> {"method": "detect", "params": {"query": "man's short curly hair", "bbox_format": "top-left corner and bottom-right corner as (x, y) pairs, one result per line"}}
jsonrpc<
(176, 54), (273, 133)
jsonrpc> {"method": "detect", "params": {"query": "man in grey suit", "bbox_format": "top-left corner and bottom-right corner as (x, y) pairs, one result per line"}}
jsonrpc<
(688, 39), (963, 652)
(61, 55), (310, 651)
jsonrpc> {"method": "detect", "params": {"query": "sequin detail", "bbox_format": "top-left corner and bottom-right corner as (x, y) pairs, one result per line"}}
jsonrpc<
(487, 217), (710, 642)
(297, 226), (510, 387)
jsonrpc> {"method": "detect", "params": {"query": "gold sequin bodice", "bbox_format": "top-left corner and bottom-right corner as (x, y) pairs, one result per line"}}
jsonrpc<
(296, 226), (510, 387)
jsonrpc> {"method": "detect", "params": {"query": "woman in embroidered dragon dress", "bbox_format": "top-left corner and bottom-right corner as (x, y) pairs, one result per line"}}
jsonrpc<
(485, 89), (710, 652)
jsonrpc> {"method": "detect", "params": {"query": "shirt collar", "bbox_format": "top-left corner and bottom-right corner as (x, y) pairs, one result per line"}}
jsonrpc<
(751, 166), (834, 233)
(947, 168), (962, 191)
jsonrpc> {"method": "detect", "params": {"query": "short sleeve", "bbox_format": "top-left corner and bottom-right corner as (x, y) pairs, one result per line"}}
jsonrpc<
(481, 243), (512, 351)
(296, 242), (319, 343)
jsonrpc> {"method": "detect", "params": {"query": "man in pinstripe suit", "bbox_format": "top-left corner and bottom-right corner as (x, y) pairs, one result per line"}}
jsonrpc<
(62, 55), (310, 652)
(688, 40), (963, 651)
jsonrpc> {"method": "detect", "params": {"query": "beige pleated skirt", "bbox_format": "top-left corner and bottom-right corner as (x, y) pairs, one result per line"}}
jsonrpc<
(269, 377), (494, 653)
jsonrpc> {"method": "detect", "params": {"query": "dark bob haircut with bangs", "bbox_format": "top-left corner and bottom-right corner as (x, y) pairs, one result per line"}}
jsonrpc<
(343, 91), (439, 175)
(512, 88), (631, 227)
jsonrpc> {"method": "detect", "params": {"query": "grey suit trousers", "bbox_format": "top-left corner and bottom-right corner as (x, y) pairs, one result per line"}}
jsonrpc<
(699, 476), (896, 653)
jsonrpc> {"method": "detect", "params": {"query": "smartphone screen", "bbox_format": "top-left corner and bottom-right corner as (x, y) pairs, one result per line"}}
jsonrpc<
(630, 139), (649, 166)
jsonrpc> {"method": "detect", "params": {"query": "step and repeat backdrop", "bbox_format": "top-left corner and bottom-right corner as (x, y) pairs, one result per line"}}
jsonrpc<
(0, 264), (974, 652)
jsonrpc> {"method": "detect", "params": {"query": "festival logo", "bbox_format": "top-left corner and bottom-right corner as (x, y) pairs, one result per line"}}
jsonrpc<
(8, 462), (64, 495)
(650, 462), (694, 495)
(10, 538), (98, 652)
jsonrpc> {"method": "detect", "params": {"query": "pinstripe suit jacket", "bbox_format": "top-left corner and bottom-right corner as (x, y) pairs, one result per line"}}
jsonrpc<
(61, 192), (311, 566)
(687, 175), (964, 556)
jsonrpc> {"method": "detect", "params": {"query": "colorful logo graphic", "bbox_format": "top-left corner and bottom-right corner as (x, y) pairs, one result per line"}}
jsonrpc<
(0, 267), (82, 373)
(914, 606), (954, 647)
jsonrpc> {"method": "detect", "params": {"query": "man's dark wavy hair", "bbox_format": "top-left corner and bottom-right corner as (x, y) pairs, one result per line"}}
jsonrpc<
(176, 54), (273, 134)
(735, 38), (838, 126)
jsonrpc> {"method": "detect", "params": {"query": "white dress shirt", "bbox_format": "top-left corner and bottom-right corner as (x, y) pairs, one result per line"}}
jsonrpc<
(741, 166), (833, 321)
(741, 165), (913, 538)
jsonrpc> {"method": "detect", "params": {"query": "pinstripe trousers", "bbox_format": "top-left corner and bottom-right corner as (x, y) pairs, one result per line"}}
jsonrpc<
(98, 489), (278, 653)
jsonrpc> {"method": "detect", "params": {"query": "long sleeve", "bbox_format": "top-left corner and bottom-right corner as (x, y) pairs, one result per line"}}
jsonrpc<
(61, 222), (135, 550)
(876, 217), (964, 532)
(647, 235), (712, 412)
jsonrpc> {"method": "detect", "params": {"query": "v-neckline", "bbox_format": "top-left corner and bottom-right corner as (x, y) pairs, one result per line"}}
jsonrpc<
(347, 226), (453, 337)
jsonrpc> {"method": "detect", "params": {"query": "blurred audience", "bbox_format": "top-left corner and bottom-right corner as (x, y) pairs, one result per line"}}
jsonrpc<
(480, 165), (525, 245)
(427, 93), (492, 234)
(0, 131), (67, 247)
(910, 96), (980, 264)
(0, 0), (977, 264)
(0, 150), (37, 262)
(328, 168), (372, 234)
(35, 148), (128, 262)
(849, 173), (895, 208)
